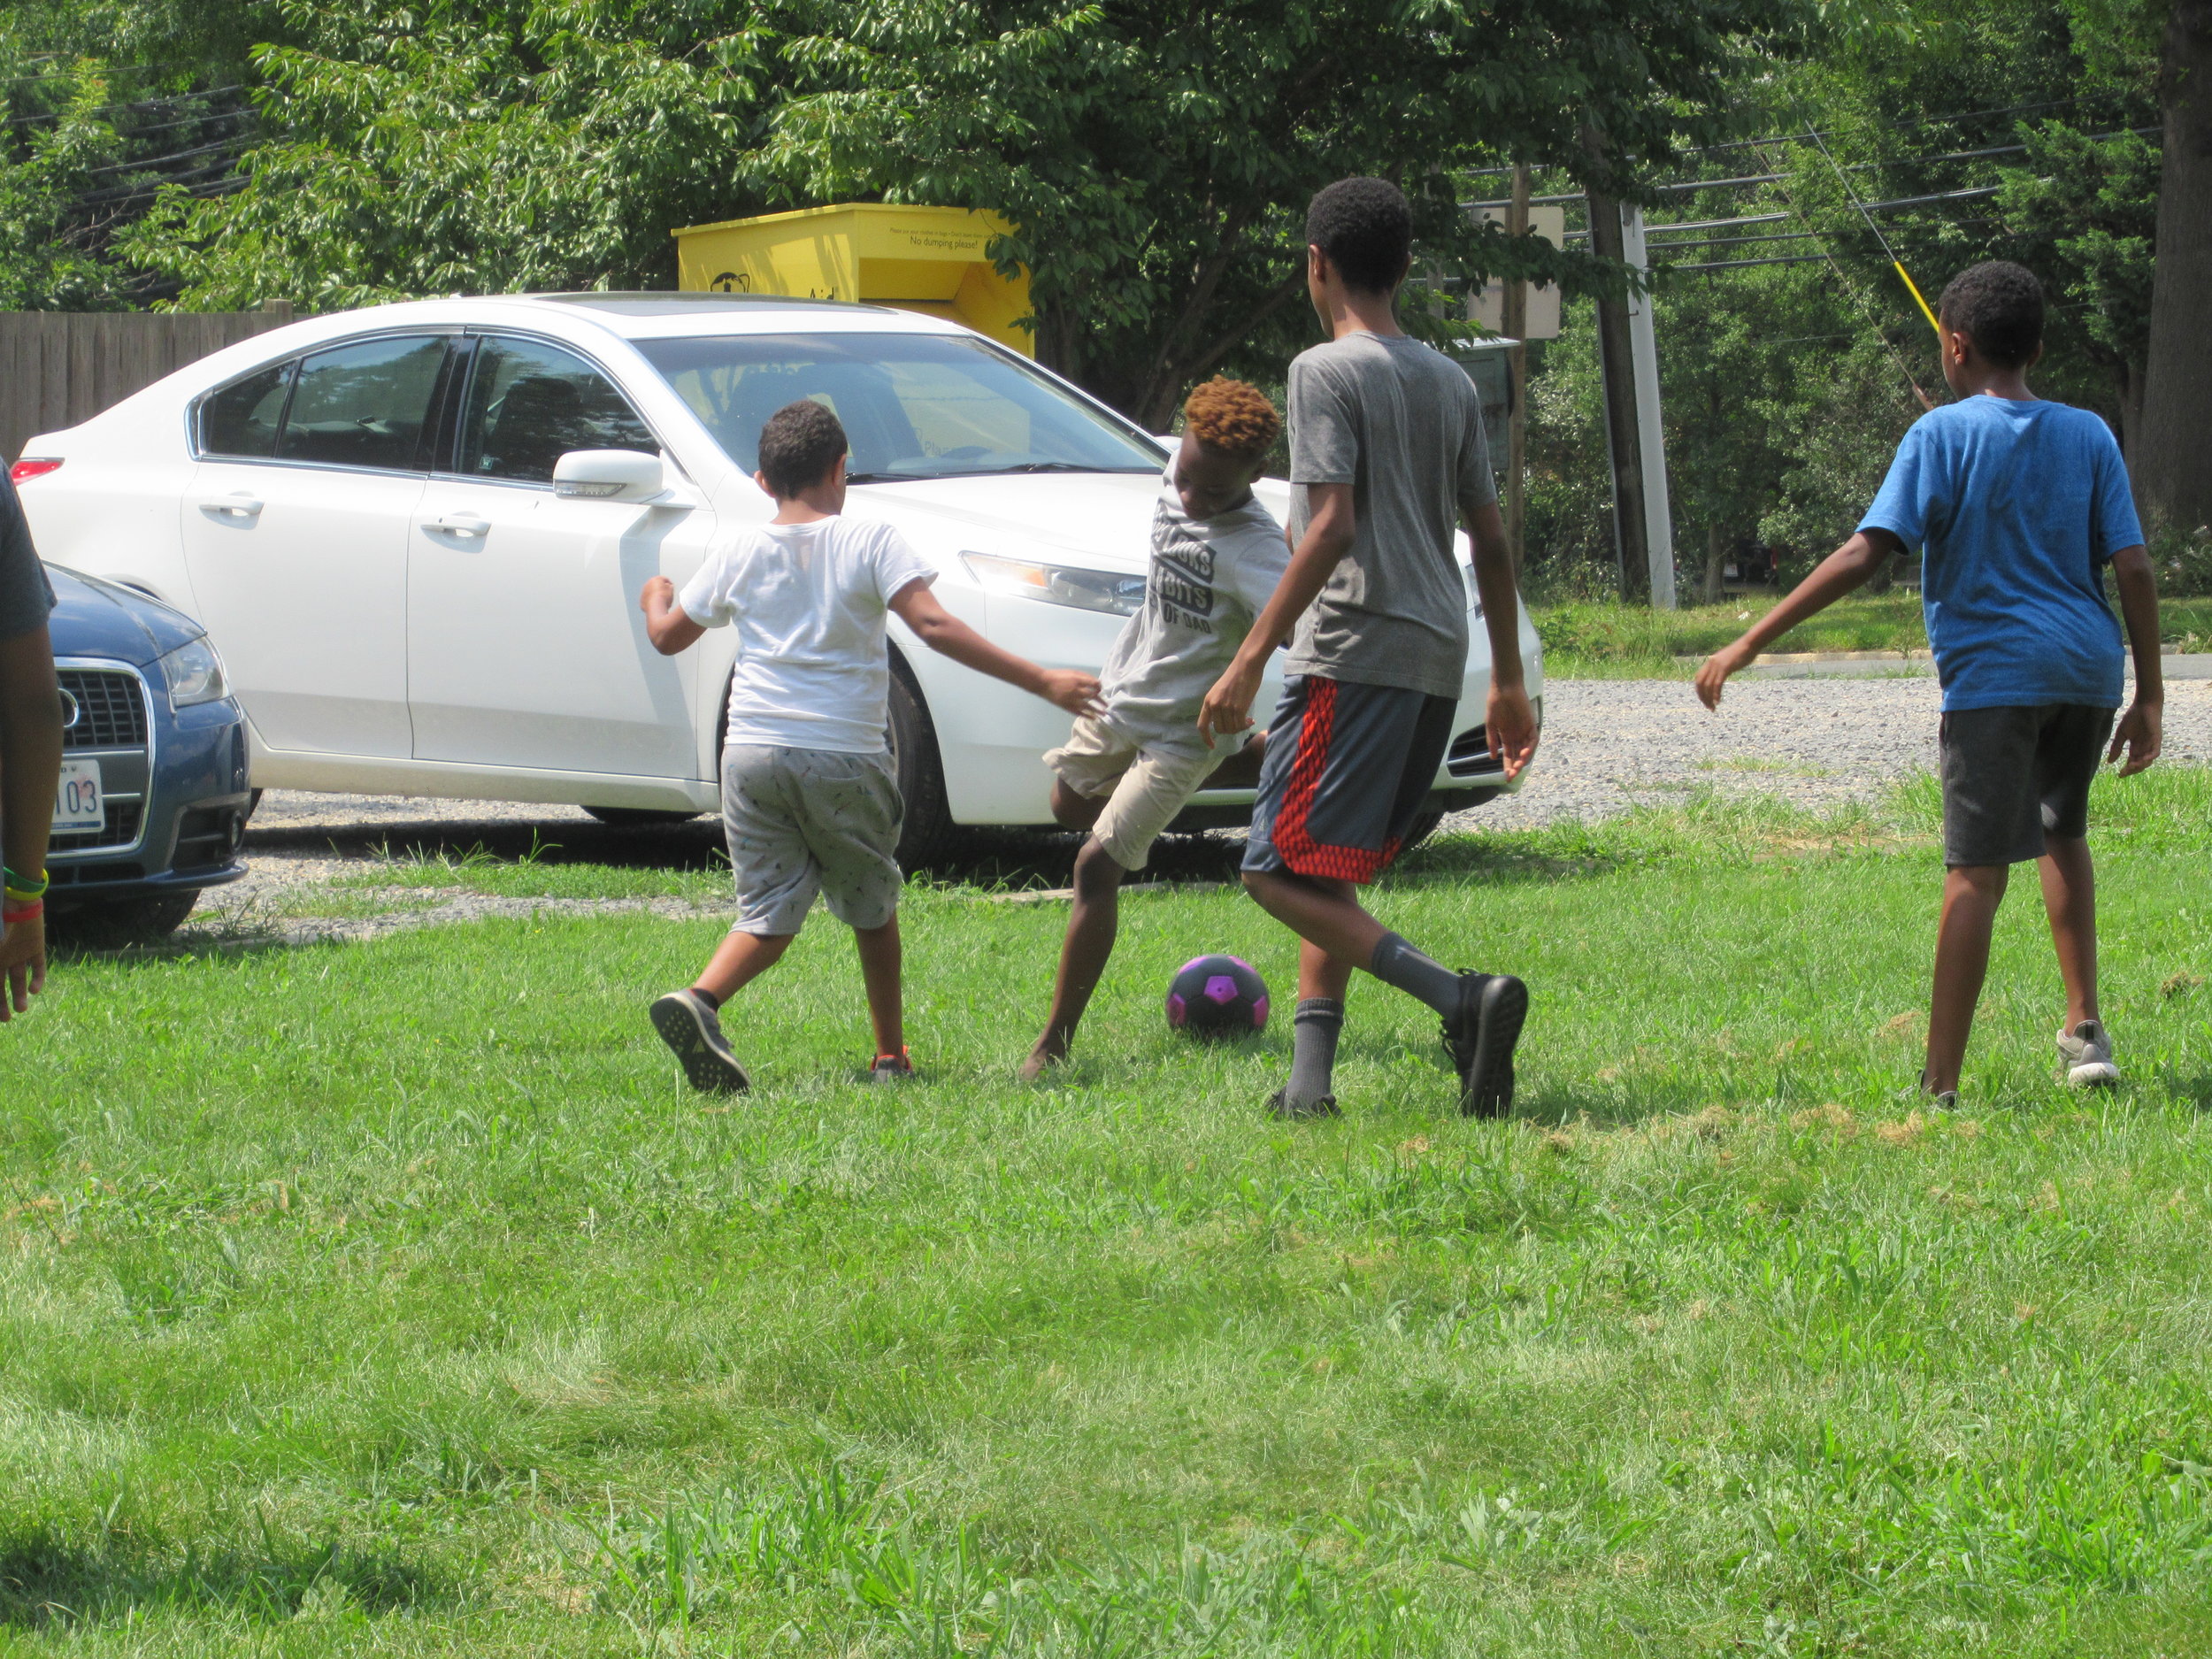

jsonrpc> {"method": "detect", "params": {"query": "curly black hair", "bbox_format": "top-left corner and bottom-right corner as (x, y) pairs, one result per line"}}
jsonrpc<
(1936, 261), (2045, 370)
(757, 397), (847, 496)
(1304, 177), (1412, 296)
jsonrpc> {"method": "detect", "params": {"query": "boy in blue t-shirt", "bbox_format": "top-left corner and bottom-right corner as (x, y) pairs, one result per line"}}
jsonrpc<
(1696, 261), (2163, 1107)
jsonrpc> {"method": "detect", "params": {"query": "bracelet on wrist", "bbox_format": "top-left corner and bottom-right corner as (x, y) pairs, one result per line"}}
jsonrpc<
(3, 865), (49, 901)
(3, 900), (42, 925)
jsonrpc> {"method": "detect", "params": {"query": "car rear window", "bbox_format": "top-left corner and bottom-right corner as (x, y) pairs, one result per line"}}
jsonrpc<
(635, 333), (1161, 483)
(273, 336), (449, 472)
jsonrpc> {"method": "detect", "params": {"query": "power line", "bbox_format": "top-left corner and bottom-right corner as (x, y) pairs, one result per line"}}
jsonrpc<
(2, 82), (244, 131)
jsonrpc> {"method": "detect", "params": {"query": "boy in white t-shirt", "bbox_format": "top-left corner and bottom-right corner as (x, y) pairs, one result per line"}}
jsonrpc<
(1021, 379), (1289, 1078)
(640, 398), (1101, 1091)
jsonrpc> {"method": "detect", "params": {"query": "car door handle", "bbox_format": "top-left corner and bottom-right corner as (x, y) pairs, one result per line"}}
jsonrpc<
(425, 513), (490, 539)
(198, 493), (264, 518)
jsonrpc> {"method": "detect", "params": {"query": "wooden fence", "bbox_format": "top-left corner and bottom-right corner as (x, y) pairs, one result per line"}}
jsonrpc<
(2, 306), (296, 464)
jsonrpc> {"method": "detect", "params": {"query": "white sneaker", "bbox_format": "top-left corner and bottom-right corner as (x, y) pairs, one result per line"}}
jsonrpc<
(2056, 1019), (2120, 1088)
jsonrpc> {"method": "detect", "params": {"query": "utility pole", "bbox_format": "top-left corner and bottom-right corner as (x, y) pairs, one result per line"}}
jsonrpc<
(1620, 205), (1677, 609)
(1502, 165), (1530, 580)
(1585, 186), (1650, 603)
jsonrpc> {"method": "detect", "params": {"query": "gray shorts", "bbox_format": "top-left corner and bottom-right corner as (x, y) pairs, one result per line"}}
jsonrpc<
(1939, 703), (2113, 867)
(722, 745), (903, 935)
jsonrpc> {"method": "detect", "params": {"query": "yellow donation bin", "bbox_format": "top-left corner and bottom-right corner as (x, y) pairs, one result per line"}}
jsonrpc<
(672, 204), (1033, 356)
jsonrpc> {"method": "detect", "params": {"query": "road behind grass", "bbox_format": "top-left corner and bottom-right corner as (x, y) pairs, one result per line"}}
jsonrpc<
(6, 767), (2212, 1655)
(203, 677), (2212, 941)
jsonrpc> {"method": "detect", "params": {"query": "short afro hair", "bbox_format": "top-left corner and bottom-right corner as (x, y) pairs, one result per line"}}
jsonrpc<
(757, 397), (847, 497)
(1305, 177), (1412, 296)
(1937, 261), (2045, 369)
(1183, 377), (1280, 463)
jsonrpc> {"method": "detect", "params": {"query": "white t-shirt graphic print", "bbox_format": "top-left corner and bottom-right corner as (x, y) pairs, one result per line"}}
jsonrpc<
(1094, 467), (1290, 757)
(678, 516), (937, 755)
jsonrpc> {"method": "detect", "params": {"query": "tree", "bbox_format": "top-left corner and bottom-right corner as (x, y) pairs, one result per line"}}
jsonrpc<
(114, 0), (1804, 423)
(759, 0), (1806, 425)
(123, 2), (781, 311)
(2138, 0), (2212, 535)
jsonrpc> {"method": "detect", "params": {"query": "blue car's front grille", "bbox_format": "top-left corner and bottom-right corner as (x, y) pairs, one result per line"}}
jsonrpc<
(58, 668), (150, 749)
(50, 801), (142, 853)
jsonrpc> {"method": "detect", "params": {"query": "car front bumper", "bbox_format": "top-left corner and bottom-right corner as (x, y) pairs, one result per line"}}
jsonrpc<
(47, 660), (251, 905)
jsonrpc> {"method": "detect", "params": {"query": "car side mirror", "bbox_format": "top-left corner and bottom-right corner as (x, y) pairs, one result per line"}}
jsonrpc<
(553, 449), (664, 502)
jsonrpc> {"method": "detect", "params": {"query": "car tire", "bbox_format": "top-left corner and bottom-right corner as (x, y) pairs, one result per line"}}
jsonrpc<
(64, 890), (200, 945)
(584, 805), (703, 828)
(887, 659), (955, 867)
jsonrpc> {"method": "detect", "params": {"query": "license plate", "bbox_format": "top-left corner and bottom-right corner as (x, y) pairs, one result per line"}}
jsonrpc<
(52, 757), (104, 830)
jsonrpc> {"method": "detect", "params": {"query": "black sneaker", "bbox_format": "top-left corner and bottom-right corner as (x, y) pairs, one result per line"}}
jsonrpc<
(1267, 1087), (1340, 1120)
(1441, 972), (1528, 1118)
(649, 989), (751, 1094)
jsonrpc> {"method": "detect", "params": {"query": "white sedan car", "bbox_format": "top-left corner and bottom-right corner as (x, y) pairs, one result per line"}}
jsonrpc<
(13, 293), (1540, 856)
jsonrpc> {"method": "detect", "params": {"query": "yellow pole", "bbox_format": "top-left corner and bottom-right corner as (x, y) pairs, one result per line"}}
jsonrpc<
(1894, 261), (1942, 341)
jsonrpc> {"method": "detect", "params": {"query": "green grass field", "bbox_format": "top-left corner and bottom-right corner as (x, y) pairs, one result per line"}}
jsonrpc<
(6, 771), (2212, 1656)
(1532, 593), (2212, 679)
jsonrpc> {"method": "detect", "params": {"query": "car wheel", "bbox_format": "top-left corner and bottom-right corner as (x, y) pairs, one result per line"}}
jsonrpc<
(584, 805), (703, 828)
(887, 660), (955, 866)
(1398, 808), (1448, 856)
(63, 890), (200, 945)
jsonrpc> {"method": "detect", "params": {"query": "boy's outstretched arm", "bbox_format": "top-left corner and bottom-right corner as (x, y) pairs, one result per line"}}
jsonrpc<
(888, 580), (1104, 717)
(1695, 528), (1904, 710)
(2108, 544), (2162, 775)
(641, 576), (706, 656)
(1465, 495), (1537, 781)
(1197, 482), (1356, 747)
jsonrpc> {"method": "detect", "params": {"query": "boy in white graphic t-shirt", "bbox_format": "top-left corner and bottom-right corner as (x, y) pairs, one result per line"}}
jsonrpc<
(1021, 379), (1289, 1078)
(640, 398), (1100, 1092)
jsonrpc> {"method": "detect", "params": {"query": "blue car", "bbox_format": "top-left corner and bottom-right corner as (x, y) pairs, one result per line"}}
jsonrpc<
(45, 564), (250, 939)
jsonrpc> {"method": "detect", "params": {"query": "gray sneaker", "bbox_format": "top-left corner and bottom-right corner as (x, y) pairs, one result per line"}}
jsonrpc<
(649, 989), (751, 1093)
(2056, 1019), (2120, 1088)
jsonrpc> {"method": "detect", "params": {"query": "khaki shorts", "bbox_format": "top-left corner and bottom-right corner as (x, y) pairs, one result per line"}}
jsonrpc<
(1045, 717), (1218, 871)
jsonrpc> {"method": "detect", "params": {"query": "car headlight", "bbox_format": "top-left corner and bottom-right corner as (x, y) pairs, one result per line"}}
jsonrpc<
(157, 635), (229, 708)
(962, 552), (1147, 618)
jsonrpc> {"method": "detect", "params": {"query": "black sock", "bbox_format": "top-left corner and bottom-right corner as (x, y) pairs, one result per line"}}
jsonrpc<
(1286, 998), (1344, 1105)
(690, 986), (722, 1011)
(1368, 932), (1462, 1017)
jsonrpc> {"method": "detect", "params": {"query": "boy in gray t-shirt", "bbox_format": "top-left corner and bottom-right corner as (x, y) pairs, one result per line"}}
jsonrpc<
(1199, 177), (1540, 1120)
(1022, 379), (1287, 1078)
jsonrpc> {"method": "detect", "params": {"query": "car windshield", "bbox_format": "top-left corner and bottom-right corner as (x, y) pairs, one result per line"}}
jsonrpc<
(634, 332), (1163, 483)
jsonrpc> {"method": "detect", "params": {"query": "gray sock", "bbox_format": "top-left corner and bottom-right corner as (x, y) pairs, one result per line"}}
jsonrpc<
(1286, 998), (1344, 1105)
(1368, 931), (1462, 1017)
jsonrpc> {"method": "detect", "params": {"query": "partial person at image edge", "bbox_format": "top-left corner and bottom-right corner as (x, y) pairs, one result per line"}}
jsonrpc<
(0, 469), (65, 1018)
(1697, 259), (2162, 1108)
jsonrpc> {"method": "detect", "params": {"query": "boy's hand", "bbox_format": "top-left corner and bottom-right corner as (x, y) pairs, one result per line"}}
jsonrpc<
(640, 575), (675, 614)
(1485, 681), (1539, 781)
(2109, 699), (2162, 777)
(1040, 670), (1106, 719)
(1197, 655), (1264, 749)
(1694, 641), (1756, 710)
(0, 913), (45, 1020)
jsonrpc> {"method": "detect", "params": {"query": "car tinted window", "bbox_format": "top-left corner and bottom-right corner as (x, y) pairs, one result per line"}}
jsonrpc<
(200, 361), (295, 458)
(634, 333), (1160, 482)
(275, 336), (448, 471)
(458, 336), (657, 483)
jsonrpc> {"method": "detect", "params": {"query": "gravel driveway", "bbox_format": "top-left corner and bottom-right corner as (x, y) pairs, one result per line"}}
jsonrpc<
(194, 675), (2212, 936)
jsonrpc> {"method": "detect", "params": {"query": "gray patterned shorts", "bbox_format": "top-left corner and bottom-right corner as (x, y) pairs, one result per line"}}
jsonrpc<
(721, 745), (904, 935)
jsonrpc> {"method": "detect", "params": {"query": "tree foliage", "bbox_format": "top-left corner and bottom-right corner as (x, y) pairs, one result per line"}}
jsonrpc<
(106, 0), (1808, 421)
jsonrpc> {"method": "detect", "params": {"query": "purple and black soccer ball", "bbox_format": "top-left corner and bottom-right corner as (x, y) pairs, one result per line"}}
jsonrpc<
(1165, 954), (1271, 1041)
